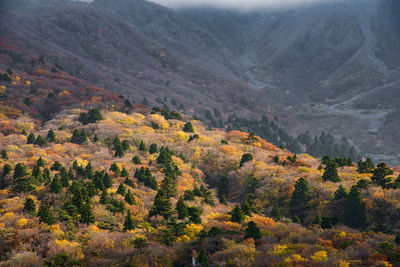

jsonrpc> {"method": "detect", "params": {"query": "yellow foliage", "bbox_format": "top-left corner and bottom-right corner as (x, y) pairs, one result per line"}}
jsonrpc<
(58, 90), (71, 96)
(26, 80), (31, 86)
(247, 214), (276, 228)
(184, 224), (203, 239)
(176, 235), (190, 242)
(339, 260), (350, 267)
(72, 158), (88, 168)
(149, 114), (169, 129)
(136, 126), (154, 134)
(310, 251), (328, 262)
(174, 131), (189, 141)
(16, 218), (28, 228)
(0, 223), (5, 228)
(284, 254), (307, 264)
(3, 212), (14, 219)
(218, 145), (242, 156)
(222, 221), (242, 232)
(269, 244), (293, 256)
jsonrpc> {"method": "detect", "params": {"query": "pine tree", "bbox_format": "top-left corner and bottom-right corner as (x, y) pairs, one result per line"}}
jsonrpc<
(271, 205), (282, 221)
(100, 189), (109, 204)
(47, 129), (56, 142)
(150, 189), (172, 219)
(23, 197), (36, 215)
(244, 221), (262, 240)
(196, 249), (209, 267)
(311, 215), (322, 226)
(290, 177), (311, 222)
(132, 156), (141, 165)
(138, 140), (147, 152)
(125, 190), (136, 205)
(1, 150), (8, 160)
(60, 172), (69, 187)
(110, 163), (121, 176)
(149, 143), (158, 154)
(38, 202), (56, 225)
(357, 158), (374, 174)
(35, 135), (47, 147)
(13, 163), (28, 180)
(121, 140), (130, 151)
(85, 162), (94, 179)
(36, 157), (45, 167)
(240, 153), (253, 167)
(343, 186), (367, 229)
(322, 161), (340, 182)
(51, 161), (63, 171)
(176, 197), (189, 219)
(27, 133), (36, 144)
(87, 107), (103, 123)
(117, 183), (126, 196)
(50, 174), (63, 194)
(230, 205), (244, 224)
(183, 122), (194, 133)
(103, 173), (112, 188)
(80, 202), (95, 224)
(371, 162), (394, 188)
(123, 210), (135, 231)
(93, 134), (99, 142)
(334, 185), (347, 200)
(114, 143), (125, 158)
(120, 168), (129, 178)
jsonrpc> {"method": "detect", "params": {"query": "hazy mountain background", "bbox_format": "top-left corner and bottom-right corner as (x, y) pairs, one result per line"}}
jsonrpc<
(1, 0), (399, 164)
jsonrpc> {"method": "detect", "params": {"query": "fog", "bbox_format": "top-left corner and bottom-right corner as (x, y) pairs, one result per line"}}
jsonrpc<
(147, 0), (338, 10)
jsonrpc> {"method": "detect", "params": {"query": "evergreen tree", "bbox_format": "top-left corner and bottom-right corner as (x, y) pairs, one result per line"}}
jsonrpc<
(188, 206), (202, 224)
(27, 133), (36, 144)
(36, 157), (45, 167)
(293, 215), (301, 223)
(196, 249), (209, 267)
(47, 129), (56, 142)
(132, 156), (141, 165)
(343, 186), (367, 229)
(289, 177), (311, 222)
(13, 163), (28, 180)
(321, 217), (333, 229)
(150, 189), (172, 219)
(60, 172), (69, 188)
(38, 202), (56, 225)
(51, 161), (63, 171)
(322, 161), (340, 182)
(230, 205), (244, 224)
(35, 135), (47, 147)
(114, 143), (125, 158)
(93, 134), (99, 142)
(183, 122), (194, 133)
(176, 197), (189, 219)
(123, 210), (135, 231)
(311, 215), (322, 226)
(121, 140), (130, 151)
(103, 173), (112, 188)
(271, 205), (282, 221)
(149, 143), (158, 154)
(1, 150), (8, 160)
(100, 189), (109, 204)
(85, 162), (94, 179)
(334, 185), (347, 200)
(120, 168), (129, 178)
(87, 107), (103, 123)
(244, 221), (262, 240)
(23, 197), (36, 215)
(240, 153), (253, 167)
(110, 163), (121, 176)
(124, 177), (135, 188)
(125, 190), (136, 205)
(371, 162), (394, 188)
(50, 174), (63, 194)
(138, 140), (147, 152)
(117, 183), (126, 196)
(80, 202), (95, 224)
(357, 158), (374, 174)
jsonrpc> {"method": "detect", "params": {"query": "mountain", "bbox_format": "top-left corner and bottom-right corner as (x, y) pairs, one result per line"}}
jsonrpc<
(0, 0), (399, 164)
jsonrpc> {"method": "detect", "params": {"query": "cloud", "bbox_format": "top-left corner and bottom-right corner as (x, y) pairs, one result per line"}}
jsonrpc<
(147, 0), (335, 10)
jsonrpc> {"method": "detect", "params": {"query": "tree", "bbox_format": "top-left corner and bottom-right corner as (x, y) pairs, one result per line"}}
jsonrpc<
(38, 202), (56, 225)
(322, 161), (340, 182)
(1, 150), (8, 160)
(271, 205), (282, 221)
(138, 140), (147, 152)
(133, 237), (149, 250)
(23, 197), (36, 215)
(121, 140), (130, 151)
(114, 143), (125, 158)
(230, 205), (244, 224)
(27, 133), (36, 144)
(188, 206), (202, 224)
(35, 135), (47, 147)
(334, 185), (347, 200)
(132, 156), (141, 165)
(47, 129), (56, 143)
(357, 158), (374, 174)
(50, 175), (63, 194)
(120, 168), (129, 178)
(36, 157), (45, 167)
(103, 173), (112, 188)
(371, 162), (394, 188)
(183, 122), (194, 133)
(196, 248), (209, 267)
(311, 215), (322, 226)
(240, 153), (253, 167)
(117, 183), (126, 196)
(87, 107), (103, 123)
(150, 189), (172, 219)
(149, 143), (158, 154)
(123, 210), (134, 231)
(290, 177), (311, 222)
(244, 221), (262, 240)
(110, 163), (121, 176)
(13, 163), (28, 180)
(100, 189), (109, 205)
(176, 197), (188, 219)
(343, 186), (367, 229)
(125, 190), (136, 205)
(80, 202), (95, 224)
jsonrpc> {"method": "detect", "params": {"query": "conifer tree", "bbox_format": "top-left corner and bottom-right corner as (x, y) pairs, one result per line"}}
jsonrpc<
(85, 162), (94, 179)
(103, 173), (112, 188)
(50, 174), (63, 194)
(35, 135), (47, 147)
(322, 161), (340, 182)
(100, 189), (109, 205)
(114, 143), (125, 158)
(36, 157), (45, 167)
(139, 140), (147, 152)
(334, 185), (347, 200)
(27, 133), (36, 144)
(1, 150), (8, 160)
(240, 153), (253, 167)
(121, 140), (130, 151)
(38, 202), (56, 225)
(290, 177), (310, 222)
(110, 163), (121, 176)
(196, 249), (209, 267)
(60, 172), (69, 188)
(47, 129), (56, 142)
(23, 197), (36, 215)
(176, 197), (189, 219)
(120, 168), (129, 178)
(132, 156), (141, 165)
(183, 122), (194, 133)
(311, 215), (322, 226)
(230, 205), (244, 224)
(123, 210), (134, 231)
(117, 183), (126, 196)
(244, 221), (262, 240)
(13, 163), (28, 180)
(125, 190), (136, 205)
(271, 205), (282, 221)
(150, 189), (172, 219)
(371, 162), (394, 188)
(149, 143), (158, 154)
(343, 186), (367, 229)
(80, 202), (95, 224)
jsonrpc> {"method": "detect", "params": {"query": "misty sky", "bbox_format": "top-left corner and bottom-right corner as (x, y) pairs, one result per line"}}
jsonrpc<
(147, 0), (334, 9)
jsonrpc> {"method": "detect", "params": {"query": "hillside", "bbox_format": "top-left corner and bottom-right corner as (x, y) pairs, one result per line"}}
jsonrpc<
(0, 102), (400, 265)
(1, 0), (400, 164)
